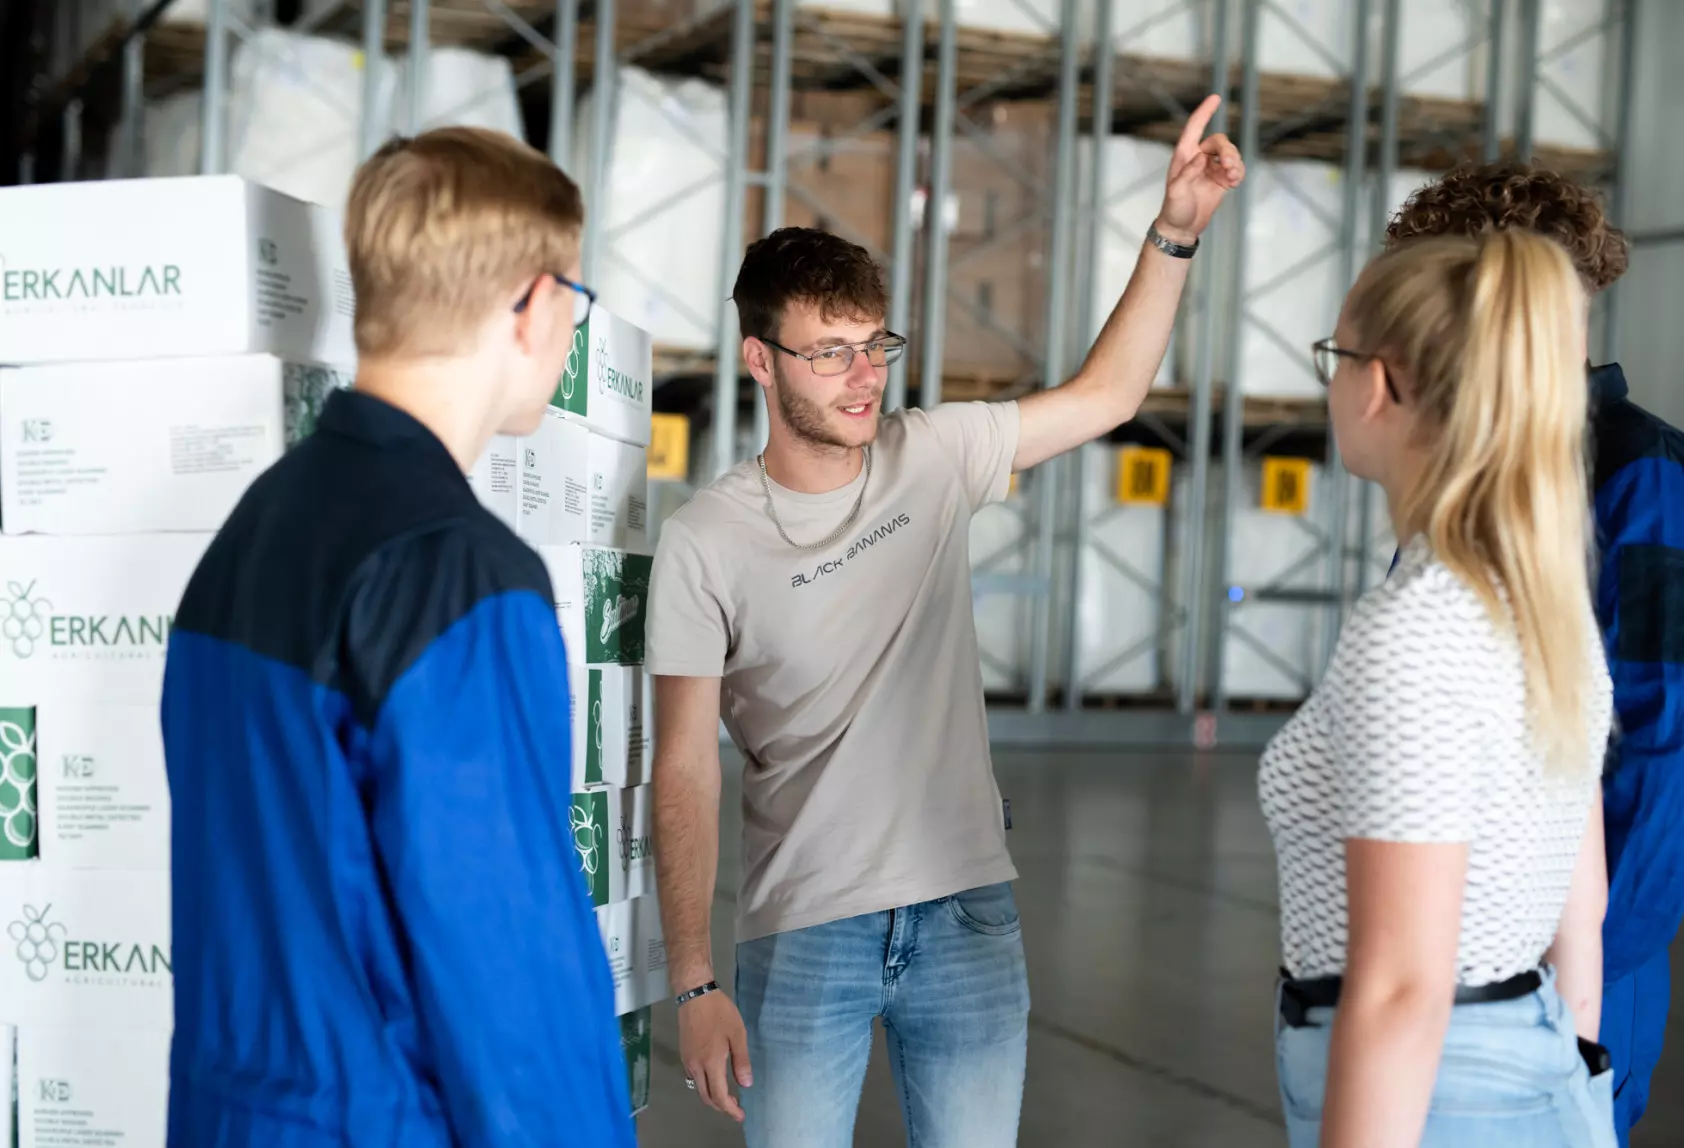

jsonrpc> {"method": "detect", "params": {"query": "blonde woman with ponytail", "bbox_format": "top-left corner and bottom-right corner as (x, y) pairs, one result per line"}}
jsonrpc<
(1259, 228), (1616, 1148)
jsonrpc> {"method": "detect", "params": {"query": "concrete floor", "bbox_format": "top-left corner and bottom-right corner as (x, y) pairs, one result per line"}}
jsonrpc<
(634, 748), (1684, 1147)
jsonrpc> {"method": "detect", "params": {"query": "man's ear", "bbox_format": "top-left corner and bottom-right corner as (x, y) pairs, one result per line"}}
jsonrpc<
(743, 336), (775, 390)
(512, 274), (555, 355)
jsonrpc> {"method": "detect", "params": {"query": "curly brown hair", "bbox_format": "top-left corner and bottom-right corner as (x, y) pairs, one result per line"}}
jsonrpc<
(732, 227), (888, 342)
(1384, 161), (1628, 292)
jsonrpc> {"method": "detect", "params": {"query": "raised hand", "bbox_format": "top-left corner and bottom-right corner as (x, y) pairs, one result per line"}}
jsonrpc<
(1156, 93), (1246, 246)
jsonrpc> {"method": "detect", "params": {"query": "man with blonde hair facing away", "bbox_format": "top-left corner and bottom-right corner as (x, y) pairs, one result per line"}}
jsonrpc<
(160, 127), (635, 1147)
(1388, 160), (1684, 1148)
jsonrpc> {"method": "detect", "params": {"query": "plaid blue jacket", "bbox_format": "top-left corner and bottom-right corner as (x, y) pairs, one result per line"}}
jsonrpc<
(1587, 363), (1684, 982)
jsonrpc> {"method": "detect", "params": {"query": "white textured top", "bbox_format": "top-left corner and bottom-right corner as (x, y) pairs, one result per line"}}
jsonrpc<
(1258, 539), (1612, 985)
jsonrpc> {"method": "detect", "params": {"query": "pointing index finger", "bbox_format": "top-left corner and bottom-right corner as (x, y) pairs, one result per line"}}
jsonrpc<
(1176, 93), (1223, 157)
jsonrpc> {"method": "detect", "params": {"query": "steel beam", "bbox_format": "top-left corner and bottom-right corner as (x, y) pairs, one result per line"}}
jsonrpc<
(1515, 0), (1543, 160)
(1210, 0), (1263, 714)
(1063, 0), (1118, 713)
(1484, 0), (1506, 161)
(1175, 0), (1232, 716)
(200, 0), (231, 174)
(583, 0), (617, 281)
(752, 0), (796, 455)
(549, 0), (580, 165)
(711, 0), (756, 477)
(885, 0), (925, 414)
(360, 0), (387, 157)
(1025, 0), (1082, 715)
(117, 20), (144, 178)
(407, 0), (430, 134)
(1602, 0), (1640, 363)
(919, 0), (960, 410)
(1320, 0), (1372, 672)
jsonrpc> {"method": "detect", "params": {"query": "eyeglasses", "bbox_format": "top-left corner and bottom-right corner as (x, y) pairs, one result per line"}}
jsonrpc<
(515, 272), (596, 326)
(764, 333), (908, 377)
(1312, 337), (1401, 403)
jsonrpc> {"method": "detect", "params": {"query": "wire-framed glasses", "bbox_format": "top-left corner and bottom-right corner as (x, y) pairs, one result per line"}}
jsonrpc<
(516, 272), (596, 326)
(1312, 337), (1401, 403)
(765, 333), (908, 376)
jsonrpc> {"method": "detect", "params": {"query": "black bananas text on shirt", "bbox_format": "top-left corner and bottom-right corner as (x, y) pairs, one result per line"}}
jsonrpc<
(789, 511), (913, 587)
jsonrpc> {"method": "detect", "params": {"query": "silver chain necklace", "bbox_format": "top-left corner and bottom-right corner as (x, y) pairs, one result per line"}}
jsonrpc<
(758, 447), (873, 551)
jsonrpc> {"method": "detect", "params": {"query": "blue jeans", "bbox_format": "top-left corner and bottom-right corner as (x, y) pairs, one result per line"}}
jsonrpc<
(733, 881), (1031, 1148)
(1600, 947), (1672, 1147)
(1275, 968), (1616, 1148)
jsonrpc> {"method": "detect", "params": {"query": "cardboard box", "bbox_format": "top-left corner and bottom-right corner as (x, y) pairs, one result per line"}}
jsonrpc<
(17, 1024), (170, 1148)
(38, 703), (169, 871)
(567, 784), (654, 908)
(0, 355), (353, 536)
(552, 306), (654, 447)
(0, 707), (38, 862)
(621, 1007), (652, 1117)
(520, 411), (650, 552)
(595, 894), (669, 1016)
(0, 175), (356, 367)
(0, 1025), (10, 1148)
(466, 435), (519, 530)
(570, 665), (649, 791)
(539, 545), (652, 667)
(0, 867), (172, 1030)
(0, 535), (212, 703)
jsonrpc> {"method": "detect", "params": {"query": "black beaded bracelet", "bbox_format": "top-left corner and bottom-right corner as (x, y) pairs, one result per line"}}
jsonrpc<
(674, 980), (720, 1006)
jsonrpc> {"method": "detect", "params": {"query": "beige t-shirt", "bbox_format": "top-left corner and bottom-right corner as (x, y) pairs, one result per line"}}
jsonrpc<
(646, 400), (1022, 941)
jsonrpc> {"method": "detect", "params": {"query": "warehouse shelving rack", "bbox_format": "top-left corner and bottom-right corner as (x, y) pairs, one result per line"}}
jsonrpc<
(24, 0), (1644, 749)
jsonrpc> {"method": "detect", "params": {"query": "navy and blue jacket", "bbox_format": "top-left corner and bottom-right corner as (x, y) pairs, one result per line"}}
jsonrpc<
(1589, 363), (1684, 984)
(160, 389), (634, 1147)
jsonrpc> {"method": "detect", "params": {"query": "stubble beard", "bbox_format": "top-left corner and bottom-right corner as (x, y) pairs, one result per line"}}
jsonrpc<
(773, 363), (874, 453)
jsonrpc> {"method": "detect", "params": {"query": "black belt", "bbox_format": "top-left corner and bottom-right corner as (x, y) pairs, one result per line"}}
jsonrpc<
(1278, 967), (1542, 1028)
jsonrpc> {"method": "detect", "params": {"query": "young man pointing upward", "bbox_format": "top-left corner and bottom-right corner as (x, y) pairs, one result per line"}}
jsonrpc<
(646, 95), (1243, 1147)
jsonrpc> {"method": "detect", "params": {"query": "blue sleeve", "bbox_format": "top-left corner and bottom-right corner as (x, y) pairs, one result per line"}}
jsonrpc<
(1596, 455), (1684, 983)
(368, 588), (635, 1146)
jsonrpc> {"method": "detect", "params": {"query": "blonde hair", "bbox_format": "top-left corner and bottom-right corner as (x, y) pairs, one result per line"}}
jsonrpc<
(345, 126), (584, 358)
(1346, 230), (1596, 773)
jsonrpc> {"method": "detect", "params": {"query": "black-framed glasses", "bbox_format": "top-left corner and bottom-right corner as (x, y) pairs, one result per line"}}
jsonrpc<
(764, 332), (908, 377)
(1312, 337), (1401, 403)
(516, 272), (596, 326)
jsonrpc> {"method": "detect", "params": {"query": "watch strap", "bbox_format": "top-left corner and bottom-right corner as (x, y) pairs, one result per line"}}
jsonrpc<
(675, 980), (720, 1006)
(1147, 223), (1199, 258)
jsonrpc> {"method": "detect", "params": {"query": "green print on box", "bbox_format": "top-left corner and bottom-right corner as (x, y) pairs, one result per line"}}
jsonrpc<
(584, 669), (605, 787)
(569, 790), (611, 906)
(0, 706), (37, 861)
(584, 549), (651, 666)
(622, 1007), (652, 1114)
(554, 317), (649, 419)
(283, 362), (353, 445)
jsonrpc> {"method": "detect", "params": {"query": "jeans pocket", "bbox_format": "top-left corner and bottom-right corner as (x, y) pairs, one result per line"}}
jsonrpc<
(947, 882), (1022, 936)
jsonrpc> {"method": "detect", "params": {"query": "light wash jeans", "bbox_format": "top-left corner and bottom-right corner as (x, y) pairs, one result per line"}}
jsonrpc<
(1275, 967), (1617, 1148)
(733, 881), (1031, 1148)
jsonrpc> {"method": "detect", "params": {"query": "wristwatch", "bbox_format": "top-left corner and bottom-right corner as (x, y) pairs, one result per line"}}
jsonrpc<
(1147, 222), (1199, 259)
(675, 980), (720, 1006)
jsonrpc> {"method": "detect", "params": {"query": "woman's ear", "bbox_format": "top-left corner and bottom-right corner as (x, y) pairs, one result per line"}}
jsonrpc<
(1362, 357), (1393, 423)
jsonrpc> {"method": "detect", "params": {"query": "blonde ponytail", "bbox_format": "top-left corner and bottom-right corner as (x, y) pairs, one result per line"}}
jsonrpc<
(1347, 230), (1596, 773)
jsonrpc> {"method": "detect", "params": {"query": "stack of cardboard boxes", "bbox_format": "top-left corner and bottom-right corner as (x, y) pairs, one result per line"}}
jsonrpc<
(0, 174), (665, 1141)
(467, 302), (665, 1118)
(0, 172), (358, 1147)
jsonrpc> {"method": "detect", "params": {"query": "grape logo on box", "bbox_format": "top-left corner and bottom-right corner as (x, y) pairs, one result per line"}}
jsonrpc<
(0, 579), (173, 661)
(3, 581), (51, 658)
(9, 904), (65, 982)
(594, 336), (645, 402)
(0, 710), (38, 859)
(7, 901), (171, 985)
(570, 793), (610, 904)
(560, 325), (588, 402)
